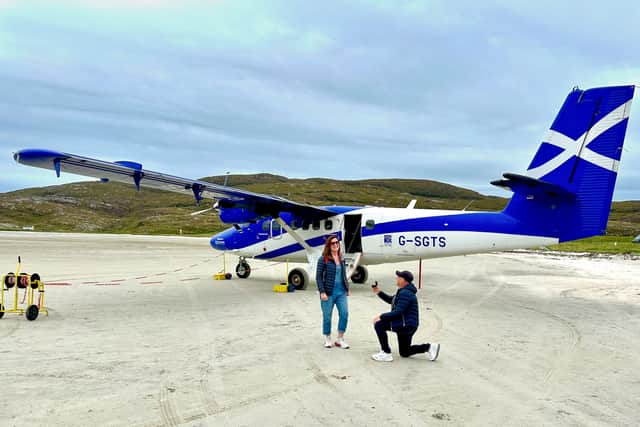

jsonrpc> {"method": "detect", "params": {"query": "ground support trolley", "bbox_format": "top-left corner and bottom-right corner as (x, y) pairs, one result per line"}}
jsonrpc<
(1, 257), (48, 321)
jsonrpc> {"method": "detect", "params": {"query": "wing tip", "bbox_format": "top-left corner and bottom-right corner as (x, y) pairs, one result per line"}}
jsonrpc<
(14, 148), (69, 165)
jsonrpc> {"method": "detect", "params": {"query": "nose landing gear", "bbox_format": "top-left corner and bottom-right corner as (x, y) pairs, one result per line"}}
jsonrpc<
(235, 257), (251, 279)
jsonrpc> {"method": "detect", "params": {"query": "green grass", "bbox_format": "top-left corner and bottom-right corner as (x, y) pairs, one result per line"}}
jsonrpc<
(548, 235), (640, 255)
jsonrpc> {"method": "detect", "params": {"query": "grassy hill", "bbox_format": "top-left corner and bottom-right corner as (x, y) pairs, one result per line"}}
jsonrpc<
(0, 175), (638, 253)
(0, 174), (507, 235)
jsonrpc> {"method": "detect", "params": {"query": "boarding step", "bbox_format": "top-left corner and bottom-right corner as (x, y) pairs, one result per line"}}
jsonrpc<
(343, 252), (363, 275)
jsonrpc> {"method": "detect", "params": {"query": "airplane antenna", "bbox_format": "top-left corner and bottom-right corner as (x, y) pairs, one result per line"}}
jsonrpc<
(223, 171), (230, 187)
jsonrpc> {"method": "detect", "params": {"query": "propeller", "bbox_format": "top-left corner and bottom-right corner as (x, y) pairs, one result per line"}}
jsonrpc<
(191, 174), (229, 217)
(191, 200), (220, 217)
(190, 206), (214, 216)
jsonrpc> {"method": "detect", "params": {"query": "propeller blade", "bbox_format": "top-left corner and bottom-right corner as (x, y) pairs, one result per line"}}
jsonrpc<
(191, 207), (214, 216)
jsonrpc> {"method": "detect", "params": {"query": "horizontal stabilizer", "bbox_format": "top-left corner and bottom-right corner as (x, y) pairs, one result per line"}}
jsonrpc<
(491, 173), (575, 199)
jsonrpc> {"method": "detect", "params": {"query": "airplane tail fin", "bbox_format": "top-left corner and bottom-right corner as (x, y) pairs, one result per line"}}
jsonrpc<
(493, 85), (635, 242)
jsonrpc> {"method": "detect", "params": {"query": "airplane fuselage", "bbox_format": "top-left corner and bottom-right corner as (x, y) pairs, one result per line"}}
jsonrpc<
(210, 206), (559, 264)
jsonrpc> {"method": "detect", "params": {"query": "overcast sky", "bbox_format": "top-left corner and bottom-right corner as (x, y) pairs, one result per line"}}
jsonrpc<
(1, 0), (639, 200)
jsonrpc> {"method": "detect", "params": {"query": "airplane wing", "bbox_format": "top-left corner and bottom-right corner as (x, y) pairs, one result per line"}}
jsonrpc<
(13, 148), (333, 221)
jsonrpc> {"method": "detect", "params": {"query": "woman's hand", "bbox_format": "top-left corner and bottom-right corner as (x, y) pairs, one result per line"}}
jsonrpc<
(320, 292), (328, 301)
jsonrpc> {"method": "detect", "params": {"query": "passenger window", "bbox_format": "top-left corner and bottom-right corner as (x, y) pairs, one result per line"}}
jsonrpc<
(262, 221), (269, 232)
(272, 222), (281, 232)
(365, 219), (375, 230)
(312, 220), (320, 230)
(291, 220), (299, 230)
(324, 220), (333, 230)
(302, 221), (310, 230)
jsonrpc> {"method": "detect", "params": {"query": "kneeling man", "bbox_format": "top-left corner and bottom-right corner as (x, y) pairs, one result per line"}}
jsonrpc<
(371, 270), (440, 362)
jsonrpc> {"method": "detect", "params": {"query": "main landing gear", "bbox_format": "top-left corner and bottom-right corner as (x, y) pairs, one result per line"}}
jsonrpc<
(350, 265), (368, 284)
(288, 268), (309, 291)
(235, 257), (251, 279)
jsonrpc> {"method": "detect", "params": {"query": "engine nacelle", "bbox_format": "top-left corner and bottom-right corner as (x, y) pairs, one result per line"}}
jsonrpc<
(218, 207), (262, 224)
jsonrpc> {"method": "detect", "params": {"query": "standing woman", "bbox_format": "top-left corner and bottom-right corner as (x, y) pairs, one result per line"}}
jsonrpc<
(316, 235), (350, 348)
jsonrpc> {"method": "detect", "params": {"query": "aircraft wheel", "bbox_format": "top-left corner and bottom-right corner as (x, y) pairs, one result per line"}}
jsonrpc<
(288, 268), (309, 290)
(26, 304), (39, 321)
(351, 266), (368, 284)
(236, 262), (251, 279)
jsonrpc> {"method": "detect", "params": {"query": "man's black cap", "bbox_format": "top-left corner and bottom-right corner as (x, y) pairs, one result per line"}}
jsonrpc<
(395, 270), (414, 283)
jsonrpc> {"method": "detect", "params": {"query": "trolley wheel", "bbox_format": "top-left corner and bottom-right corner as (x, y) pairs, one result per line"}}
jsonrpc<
(30, 273), (40, 289)
(18, 273), (29, 289)
(235, 262), (251, 279)
(4, 273), (15, 289)
(26, 304), (39, 321)
(0, 304), (4, 319)
(225, 273), (232, 280)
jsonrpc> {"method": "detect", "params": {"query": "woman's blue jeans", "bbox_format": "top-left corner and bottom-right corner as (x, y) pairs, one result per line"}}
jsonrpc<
(320, 293), (348, 335)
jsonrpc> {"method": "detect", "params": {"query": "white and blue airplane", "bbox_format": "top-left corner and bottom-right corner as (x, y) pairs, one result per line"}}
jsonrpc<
(14, 85), (635, 289)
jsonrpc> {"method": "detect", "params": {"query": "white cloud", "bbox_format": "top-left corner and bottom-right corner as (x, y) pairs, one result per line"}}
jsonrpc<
(0, 0), (639, 201)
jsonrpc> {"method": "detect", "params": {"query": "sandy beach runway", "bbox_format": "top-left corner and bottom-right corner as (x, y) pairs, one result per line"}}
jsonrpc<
(1, 232), (639, 426)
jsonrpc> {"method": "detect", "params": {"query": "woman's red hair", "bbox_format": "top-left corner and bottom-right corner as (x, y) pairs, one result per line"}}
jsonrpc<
(322, 235), (341, 262)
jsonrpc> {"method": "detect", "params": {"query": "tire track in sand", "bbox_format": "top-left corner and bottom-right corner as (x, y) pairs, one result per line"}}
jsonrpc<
(159, 384), (181, 427)
(514, 305), (582, 385)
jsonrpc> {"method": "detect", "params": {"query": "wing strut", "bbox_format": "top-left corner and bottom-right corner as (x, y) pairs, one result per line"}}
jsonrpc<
(275, 218), (312, 253)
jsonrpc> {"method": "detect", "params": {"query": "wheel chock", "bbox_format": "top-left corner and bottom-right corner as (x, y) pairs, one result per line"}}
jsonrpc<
(272, 282), (290, 293)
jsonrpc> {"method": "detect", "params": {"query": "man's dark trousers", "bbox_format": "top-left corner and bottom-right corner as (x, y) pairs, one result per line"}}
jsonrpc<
(374, 319), (430, 357)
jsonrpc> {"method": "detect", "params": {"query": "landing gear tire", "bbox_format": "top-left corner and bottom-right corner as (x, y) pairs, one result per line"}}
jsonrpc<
(288, 268), (309, 290)
(235, 261), (251, 279)
(351, 266), (368, 284)
(26, 304), (39, 321)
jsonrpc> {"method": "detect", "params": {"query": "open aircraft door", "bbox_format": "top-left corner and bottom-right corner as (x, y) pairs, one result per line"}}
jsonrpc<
(342, 213), (369, 283)
(343, 214), (362, 254)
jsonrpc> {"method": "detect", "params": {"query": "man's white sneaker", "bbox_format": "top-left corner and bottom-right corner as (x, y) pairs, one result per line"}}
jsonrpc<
(334, 338), (350, 349)
(428, 343), (440, 361)
(371, 351), (393, 362)
(324, 336), (332, 348)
